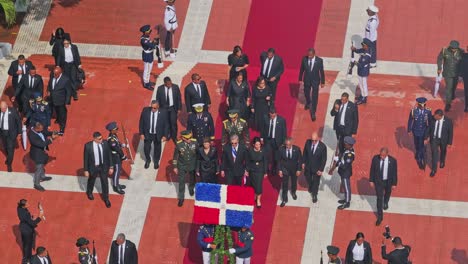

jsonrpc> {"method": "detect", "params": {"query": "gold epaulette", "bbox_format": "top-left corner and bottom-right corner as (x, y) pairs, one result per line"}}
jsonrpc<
(176, 140), (183, 144)
(426, 107), (431, 111)
(240, 118), (246, 123)
(173, 160), (178, 165)
(191, 138), (197, 142)
(223, 119), (228, 129)
(42, 101), (48, 105)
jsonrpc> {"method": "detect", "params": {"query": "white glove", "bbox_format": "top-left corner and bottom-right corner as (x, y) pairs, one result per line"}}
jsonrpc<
(228, 248), (236, 254)
(333, 156), (339, 162)
(121, 143), (127, 148)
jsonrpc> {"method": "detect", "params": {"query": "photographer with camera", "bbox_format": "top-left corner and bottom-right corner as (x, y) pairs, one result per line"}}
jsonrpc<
(381, 227), (411, 264)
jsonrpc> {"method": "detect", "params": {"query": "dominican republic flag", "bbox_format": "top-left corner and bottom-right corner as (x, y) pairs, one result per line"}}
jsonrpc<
(193, 183), (254, 228)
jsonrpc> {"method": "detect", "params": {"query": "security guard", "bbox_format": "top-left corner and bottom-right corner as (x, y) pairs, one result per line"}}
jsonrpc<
(197, 224), (217, 264)
(437, 40), (463, 112)
(106, 121), (127, 195)
(140, 24), (157, 90)
(186, 103), (215, 145)
(222, 109), (250, 147)
(407, 97), (431, 169)
(28, 93), (51, 128)
(76, 237), (96, 264)
(355, 38), (372, 105)
(335, 136), (355, 210)
(228, 226), (254, 264)
(164, 0), (178, 58)
(173, 130), (198, 207)
(327, 245), (342, 264)
(365, 5), (379, 67)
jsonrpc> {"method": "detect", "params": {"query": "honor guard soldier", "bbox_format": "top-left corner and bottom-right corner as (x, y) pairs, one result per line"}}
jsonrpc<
(222, 109), (250, 147)
(365, 5), (379, 67)
(407, 97), (431, 169)
(173, 130), (198, 207)
(197, 224), (217, 264)
(164, 0), (178, 58)
(334, 136), (355, 210)
(76, 237), (97, 264)
(28, 93), (51, 128)
(229, 226), (254, 264)
(354, 38), (372, 105)
(327, 245), (342, 264)
(140, 24), (157, 90)
(187, 103), (215, 145)
(106, 121), (127, 195)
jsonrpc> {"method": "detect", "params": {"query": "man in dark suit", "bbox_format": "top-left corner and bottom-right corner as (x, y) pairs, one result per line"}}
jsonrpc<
(30, 246), (52, 264)
(109, 233), (138, 264)
(369, 147), (397, 226)
(83, 132), (114, 208)
(56, 38), (82, 100)
(7, 54), (33, 92)
(260, 48), (284, 102)
(47, 66), (72, 135)
(13, 65), (44, 115)
(381, 237), (410, 264)
(260, 107), (286, 174)
(221, 134), (248, 185)
(139, 100), (168, 169)
(184, 73), (211, 113)
(330, 92), (359, 153)
(302, 132), (327, 203)
(28, 122), (57, 191)
(155, 76), (182, 143)
(426, 109), (453, 177)
(460, 45), (468, 112)
(298, 48), (326, 120)
(17, 199), (44, 264)
(0, 101), (22, 172)
(277, 137), (302, 207)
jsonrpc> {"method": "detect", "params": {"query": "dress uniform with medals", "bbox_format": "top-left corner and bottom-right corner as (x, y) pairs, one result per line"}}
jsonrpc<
(229, 227), (254, 264)
(197, 224), (217, 264)
(140, 25), (157, 89)
(28, 93), (52, 128)
(76, 237), (96, 264)
(365, 5), (379, 66)
(355, 38), (372, 105)
(173, 130), (198, 207)
(106, 121), (127, 195)
(407, 97), (431, 169)
(186, 103), (215, 145)
(334, 136), (355, 210)
(222, 109), (250, 147)
(327, 245), (342, 264)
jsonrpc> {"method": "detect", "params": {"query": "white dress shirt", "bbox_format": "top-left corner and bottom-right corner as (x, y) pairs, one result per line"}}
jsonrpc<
(365, 15), (379, 41)
(311, 142), (317, 154)
(0, 110), (9, 130)
(52, 74), (62, 90)
(352, 242), (365, 261)
(17, 64), (26, 82)
(268, 117), (277, 138)
(263, 56), (275, 77)
(380, 156), (388, 180)
(339, 102), (348, 126)
(92, 141), (103, 166)
(193, 83), (202, 97)
(118, 241), (126, 264)
(165, 86), (174, 106)
(286, 147), (292, 158)
(150, 111), (159, 134)
(434, 117), (444, 138)
(29, 75), (35, 88)
(308, 56), (315, 71)
(64, 46), (74, 63)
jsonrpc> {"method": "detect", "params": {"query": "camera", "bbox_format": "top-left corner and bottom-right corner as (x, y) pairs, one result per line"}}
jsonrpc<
(382, 225), (391, 239)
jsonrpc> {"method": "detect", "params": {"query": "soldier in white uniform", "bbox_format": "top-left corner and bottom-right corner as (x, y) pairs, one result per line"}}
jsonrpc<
(164, 0), (178, 58)
(365, 5), (379, 67)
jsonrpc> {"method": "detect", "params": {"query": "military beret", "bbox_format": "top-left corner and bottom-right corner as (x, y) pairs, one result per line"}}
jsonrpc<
(139, 25), (151, 33)
(361, 38), (373, 47)
(76, 237), (89, 247)
(367, 5), (379, 13)
(327, 245), (340, 255)
(105, 121), (118, 131)
(449, 40), (460, 49)
(181, 130), (192, 139)
(416, 97), (427, 105)
(343, 136), (356, 145)
(227, 109), (239, 116)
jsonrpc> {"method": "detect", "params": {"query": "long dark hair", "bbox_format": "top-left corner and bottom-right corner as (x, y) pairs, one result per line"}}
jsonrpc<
(17, 199), (27, 209)
(55, 27), (65, 39)
(232, 45), (242, 56)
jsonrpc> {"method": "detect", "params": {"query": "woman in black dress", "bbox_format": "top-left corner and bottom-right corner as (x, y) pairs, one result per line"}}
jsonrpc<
(49, 27), (71, 65)
(227, 45), (250, 81)
(247, 137), (268, 208)
(196, 137), (219, 183)
(17, 199), (43, 264)
(251, 76), (272, 131)
(227, 73), (251, 120)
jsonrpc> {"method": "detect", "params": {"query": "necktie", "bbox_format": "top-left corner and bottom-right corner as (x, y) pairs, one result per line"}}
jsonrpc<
(32, 77), (34, 88)
(98, 144), (103, 165)
(196, 84), (201, 97)
(166, 88), (170, 104)
(53, 78), (58, 90)
(0, 112), (4, 130)
(288, 149), (291, 159)
(232, 147), (237, 162)
(21, 65), (25, 75)
(265, 58), (272, 78)
(311, 144), (315, 154)
(380, 160), (384, 179)
(29, 76), (32, 88)
(339, 104), (344, 118)
(120, 244), (124, 264)
(151, 112), (157, 133)
(309, 59), (312, 70)
(269, 119), (273, 138)
(435, 121), (440, 138)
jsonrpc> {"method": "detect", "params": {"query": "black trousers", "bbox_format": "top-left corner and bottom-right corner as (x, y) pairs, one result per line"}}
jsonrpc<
(265, 138), (279, 172)
(304, 170), (320, 196)
(0, 132), (15, 165)
(266, 79), (280, 102)
(430, 138), (447, 171)
(165, 107), (178, 143)
(281, 168), (297, 202)
(304, 82), (319, 113)
(143, 134), (162, 164)
(464, 76), (468, 109)
(165, 30), (175, 52)
(20, 230), (34, 263)
(63, 62), (78, 99)
(52, 104), (67, 132)
(335, 125), (351, 153)
(86, 166), (109, 201)
(200, 171), (217, 183)
(375, 180), (392, 219)
(226, 172), (243, 186)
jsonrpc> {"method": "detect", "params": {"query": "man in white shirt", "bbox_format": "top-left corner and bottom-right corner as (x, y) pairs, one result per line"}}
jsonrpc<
(365, 5), (379, 67)
(0, 100), (22, 172)
(427, 109), (453, 177)
(164, 0), (178, 58)
(109, 233), (138, 264)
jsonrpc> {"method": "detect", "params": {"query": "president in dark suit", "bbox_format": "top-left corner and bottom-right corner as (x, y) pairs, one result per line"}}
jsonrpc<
(221, 134), (248, 185)
(260, 107), (286, 173)
(30, 246), (52, 264)
(298, 48), (325, 121)
(47, 66), (72, 135)
(0, 101), (22, 172)
(302, 132), (327, 203)
(184, 73), (211, 113)
(345, 232), (372, 264)
(14, 66), (44, 115)
(330, 92), (359, 153)
(369, 147), (397, 225)
(139, 100), (168, 169)
(277, 137), (302, 206)
(56, 38), (82, 100)
(17, 199), (44, 264)
(109, 233), (138, 264)
(155, 76), (182, 143)
(7, 54), (33, 92)
(83, 132), (114, 208)
(260, 48), (284, 102)
(426, 109), (453, 177)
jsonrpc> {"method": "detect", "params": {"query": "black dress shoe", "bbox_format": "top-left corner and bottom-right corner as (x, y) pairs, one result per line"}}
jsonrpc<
(7, 165), (12, 172)
(304, 105), (310, 110)
(337, 202), (350, 210)
(40, 176), (52, 182)
(280, 201), (286, 207)
(87, 193), (94, 200)
(338, 199), (346, 204)
(383, 203), (389, 210)
(154, 164), (159, 170)
(105, 200), (111, 208)
(311, 113), (316, 122)
(178, 199), (184, 207)
(445, 104), (451, 112)
(376, 218), (382, 226)
(430, 170), (436, 177)
(292, 193), (297, 200)
(440, 162), (445, 169)
(189, 189), (194, 196)
(144, 161), (150, 169)
(312, 196), (318, 203)
(256, 204), (262, 209)
(34, 185), (45, 192)
(119, 184), (126, 189)
(113, 186), (125, 195)
(73, 97), (79, 101)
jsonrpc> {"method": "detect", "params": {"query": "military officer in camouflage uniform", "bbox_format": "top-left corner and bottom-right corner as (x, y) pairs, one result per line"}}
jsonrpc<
(76, 237), (97, 264)
(437, 40), (463, 112)
(187, 103), (215, 145)
(197, 224), (217, 264)
(173, 130), (198, 207)
(407, 97), (431, 169)
(334, 136), (355, 210)
(229, 226), (254, 264)
(28, 93), (51, 128)
(106, 121), (127, 195)
(222, 109), (250, 147)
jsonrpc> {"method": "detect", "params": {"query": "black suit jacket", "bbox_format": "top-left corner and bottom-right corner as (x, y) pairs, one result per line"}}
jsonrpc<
(260, 115), (287, 147)
(47, 73), (72, 106)
(302, 140), (327, 174)
(17, 207), (41, 234)
(155, 84), (182, 111)
(83, 140), (114, 174)
(109, 240), (138, 264)
(0, 107), (22, 138)
(221, 144), (247, 176)
(330, 100), (359, 135)
(138, 107), (169, 140)
(184, 81), (211, 112)
(425, 116), (453, 145)
(345, 240), (372, 264)
(8, 60), (34, 89)
(260, 52), (285, 80)
(31, 255), (52, 264)
(28, 130), (54, 164)
(298, 56), (325, 85)
(16, 74), (44, 101)
(369, 155), (398, 186)
(57, 44), (81, 68)
(196, 147), (219, 174)
(277, 145), (302, 174)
